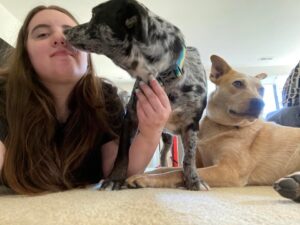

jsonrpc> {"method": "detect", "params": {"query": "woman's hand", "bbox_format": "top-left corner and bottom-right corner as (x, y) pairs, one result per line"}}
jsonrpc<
(135, 76), (172, 142)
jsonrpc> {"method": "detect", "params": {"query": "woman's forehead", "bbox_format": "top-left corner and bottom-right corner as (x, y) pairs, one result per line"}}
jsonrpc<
(28, 9), (77, 32)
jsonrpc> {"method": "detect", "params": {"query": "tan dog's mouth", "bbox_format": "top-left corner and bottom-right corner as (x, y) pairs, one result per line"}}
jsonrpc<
(229, 109), (261, 118)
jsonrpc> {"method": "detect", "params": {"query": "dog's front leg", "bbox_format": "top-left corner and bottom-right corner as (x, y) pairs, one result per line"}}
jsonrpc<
(196, 164), (247, 187)
(126, 163), (245, 189)
(126, 167), (209, 190)
(97, 115), (133, 190)
(160, 132), (173, 166)
(181, 129), (207, 190)
(126, 169), (185, 188)
(97, 81), (139, 190)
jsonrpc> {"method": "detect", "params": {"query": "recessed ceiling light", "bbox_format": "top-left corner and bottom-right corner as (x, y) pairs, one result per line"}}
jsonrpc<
(259, 57), (273, 61)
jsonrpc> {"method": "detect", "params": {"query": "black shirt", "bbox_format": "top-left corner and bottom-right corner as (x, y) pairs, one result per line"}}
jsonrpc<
(0, 78), (124, 185)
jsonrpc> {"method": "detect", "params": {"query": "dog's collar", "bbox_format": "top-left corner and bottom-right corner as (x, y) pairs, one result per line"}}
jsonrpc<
(156, 46), (186, 86)
(174, 45), (186, 76)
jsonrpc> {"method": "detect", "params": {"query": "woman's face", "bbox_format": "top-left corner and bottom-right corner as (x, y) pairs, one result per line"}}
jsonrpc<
(26, 9), (88, 85)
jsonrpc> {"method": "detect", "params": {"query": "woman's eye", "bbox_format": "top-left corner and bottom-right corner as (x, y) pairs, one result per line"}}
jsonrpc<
(36, 33), (49, 38)
(232, 80), (244, 88)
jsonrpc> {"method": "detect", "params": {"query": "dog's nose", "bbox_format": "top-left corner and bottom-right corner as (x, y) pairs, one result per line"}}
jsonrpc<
(248, 98), (265, 117)
(250, 98), (265, 110)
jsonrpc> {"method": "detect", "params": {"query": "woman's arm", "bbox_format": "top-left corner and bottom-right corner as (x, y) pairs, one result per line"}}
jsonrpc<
(127, 76), (171, 176)
(127, 131), (162, 176)
(100, 133), (162, 178)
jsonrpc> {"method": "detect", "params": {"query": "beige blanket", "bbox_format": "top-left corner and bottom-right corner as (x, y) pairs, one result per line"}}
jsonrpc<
(0, 185), (299, 225)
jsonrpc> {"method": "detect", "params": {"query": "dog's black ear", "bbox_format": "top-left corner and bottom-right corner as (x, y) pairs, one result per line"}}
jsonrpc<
(91, 0), (147, 42)
(118, 1), (147, 43)
(210, 55), (232, 83)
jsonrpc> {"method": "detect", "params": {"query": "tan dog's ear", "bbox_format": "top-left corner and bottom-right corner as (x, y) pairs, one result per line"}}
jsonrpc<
(255, 73), (267, 80)
(210, 55), (232, 83)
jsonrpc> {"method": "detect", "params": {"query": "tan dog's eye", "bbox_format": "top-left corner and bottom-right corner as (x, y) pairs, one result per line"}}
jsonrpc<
(232, 80), (244, 88)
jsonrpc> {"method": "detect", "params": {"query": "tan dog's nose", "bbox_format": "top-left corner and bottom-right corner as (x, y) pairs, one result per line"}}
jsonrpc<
(248, 98), (265, 117)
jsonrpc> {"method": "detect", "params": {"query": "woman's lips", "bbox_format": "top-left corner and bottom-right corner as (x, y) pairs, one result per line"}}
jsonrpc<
(51, 50), (74, 57)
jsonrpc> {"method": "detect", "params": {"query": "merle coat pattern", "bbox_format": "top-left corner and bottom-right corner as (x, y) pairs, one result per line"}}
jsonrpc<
(64, 0), (207, 190)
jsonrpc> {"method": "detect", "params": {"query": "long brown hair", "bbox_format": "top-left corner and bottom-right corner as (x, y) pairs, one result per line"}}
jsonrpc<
(0, 5), (120, 194)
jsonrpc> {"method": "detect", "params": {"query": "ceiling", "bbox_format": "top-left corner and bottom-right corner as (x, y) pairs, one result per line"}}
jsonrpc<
(1, 0), (300, 85)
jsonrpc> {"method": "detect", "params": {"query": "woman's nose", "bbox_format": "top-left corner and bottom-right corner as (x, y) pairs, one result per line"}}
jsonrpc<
(52, 34), (66, 47)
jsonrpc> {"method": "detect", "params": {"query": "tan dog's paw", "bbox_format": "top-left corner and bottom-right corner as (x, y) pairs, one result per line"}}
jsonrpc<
(273, 172), (300, 202)
(126, 174), (152, 188)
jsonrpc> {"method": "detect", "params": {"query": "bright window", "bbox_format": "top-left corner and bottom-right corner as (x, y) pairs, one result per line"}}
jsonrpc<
(261, 75), (287, 118)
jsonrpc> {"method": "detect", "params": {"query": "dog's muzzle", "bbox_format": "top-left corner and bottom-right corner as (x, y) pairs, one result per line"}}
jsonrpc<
(230, 98), (265, 118)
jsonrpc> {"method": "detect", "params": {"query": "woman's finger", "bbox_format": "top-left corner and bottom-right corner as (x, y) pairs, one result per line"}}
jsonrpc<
(136, 101), (147, 122)
(135, 88), (155, 117)
(149, 75), (170, 109)
(138, 81), (163, 113)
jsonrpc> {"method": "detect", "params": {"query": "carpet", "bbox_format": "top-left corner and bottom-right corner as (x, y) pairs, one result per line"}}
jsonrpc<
(0, 185), (299, 225)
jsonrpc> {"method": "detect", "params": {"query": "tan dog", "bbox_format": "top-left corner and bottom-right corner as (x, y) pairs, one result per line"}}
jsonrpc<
(126, 55), (300, 193)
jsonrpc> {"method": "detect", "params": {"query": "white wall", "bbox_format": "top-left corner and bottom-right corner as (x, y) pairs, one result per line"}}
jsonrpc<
(0, 3), (20, 46)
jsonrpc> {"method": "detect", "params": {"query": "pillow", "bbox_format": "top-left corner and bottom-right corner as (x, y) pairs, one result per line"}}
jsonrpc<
(282, 61), (300, 107)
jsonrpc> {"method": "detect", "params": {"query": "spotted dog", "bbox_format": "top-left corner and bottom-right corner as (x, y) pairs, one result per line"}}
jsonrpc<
(64, 0), (207, 190)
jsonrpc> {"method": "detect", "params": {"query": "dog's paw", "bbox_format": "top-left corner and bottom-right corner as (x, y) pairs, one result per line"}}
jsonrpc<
(184, 170), (210, 191)
(126, 174), (150, 188)
(93, 179), (126, 191)
(185, 176), (210, 191)
(273, 172), (300, 203)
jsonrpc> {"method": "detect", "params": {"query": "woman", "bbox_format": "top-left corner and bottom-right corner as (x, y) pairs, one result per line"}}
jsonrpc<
(0, 5), (171, 194)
